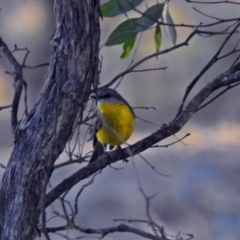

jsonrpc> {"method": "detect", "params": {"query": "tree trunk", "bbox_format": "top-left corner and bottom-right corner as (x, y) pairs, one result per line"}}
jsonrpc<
(0, 1), (100, 239)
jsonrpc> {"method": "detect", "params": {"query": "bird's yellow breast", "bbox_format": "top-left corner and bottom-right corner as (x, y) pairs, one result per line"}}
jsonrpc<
(96, 101), (135, 146)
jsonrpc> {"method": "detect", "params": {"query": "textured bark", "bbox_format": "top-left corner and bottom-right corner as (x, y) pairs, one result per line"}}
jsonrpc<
(0, 1), (100, 239)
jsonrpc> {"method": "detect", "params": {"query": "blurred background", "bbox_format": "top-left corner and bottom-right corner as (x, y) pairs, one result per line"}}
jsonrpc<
(1, 0), (240, 239)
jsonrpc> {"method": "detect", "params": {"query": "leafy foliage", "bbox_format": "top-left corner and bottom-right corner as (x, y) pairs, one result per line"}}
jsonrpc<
(102, 0), (177, 58)
(120, 36), (137, 59)
(105, 18), (139, 46)
(135, 4), (164, 32)
(101, 0), (143, 17)
(166, 7), (177, 45)
(154, 24), (162, 55)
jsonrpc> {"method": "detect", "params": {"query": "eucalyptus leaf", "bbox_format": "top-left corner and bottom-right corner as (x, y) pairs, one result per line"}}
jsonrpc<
(136, 3), (164, 32)
(120, 36), (136, 59)
(166, 7), (177, 45)
(105, 18), (139, 46)
(101, 0), (143, 17)
(154, 25), (162, 55)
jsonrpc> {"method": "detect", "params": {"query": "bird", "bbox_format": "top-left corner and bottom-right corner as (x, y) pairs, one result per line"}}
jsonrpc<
(89, 88), (135, 163)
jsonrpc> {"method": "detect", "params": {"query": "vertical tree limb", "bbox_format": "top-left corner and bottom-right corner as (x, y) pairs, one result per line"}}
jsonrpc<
(0, 1), (100, 239)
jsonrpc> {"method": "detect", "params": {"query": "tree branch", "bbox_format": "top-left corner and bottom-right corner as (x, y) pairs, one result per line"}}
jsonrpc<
(0, 37), (23, 134)
(74, 224), (164, 240)
(176, 21), (240, 117)
(46, 61), (240, 207)
(103, 27), (199, 89)
(0, 105), (12, 111)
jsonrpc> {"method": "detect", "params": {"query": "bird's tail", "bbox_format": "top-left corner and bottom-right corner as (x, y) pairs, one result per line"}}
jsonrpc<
(89, 142), (104, 163)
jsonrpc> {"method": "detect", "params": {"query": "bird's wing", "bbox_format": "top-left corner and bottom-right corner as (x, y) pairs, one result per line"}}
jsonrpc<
(89, 115), (104, 163)
(92, 116), (102, 147)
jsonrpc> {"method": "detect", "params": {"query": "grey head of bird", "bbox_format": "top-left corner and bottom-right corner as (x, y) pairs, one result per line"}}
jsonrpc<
(92, 88), (135, 116)
(96, 88), (125, 105)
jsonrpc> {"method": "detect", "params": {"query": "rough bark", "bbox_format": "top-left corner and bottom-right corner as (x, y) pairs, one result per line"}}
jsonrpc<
(0, 1), (100, 239)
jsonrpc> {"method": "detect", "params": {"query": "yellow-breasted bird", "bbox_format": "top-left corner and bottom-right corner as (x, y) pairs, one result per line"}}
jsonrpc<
(89, 88), (135, 163)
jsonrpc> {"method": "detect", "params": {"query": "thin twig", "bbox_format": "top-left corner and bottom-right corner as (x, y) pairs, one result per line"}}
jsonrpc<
(72, 171), (101, 220)
(135, 116), (161, 128)
(131, 159), (160, 238)
(0, 163), (7, 169)
(23, 63), (49, 69)
(151, 133), (190, 148)
(54, 157), (86, 169)
(131, 67), (168, 72)
(102, 28), (199, 89)
(138, 153), (170, 177)
(196, 83), (240, 111)
(21, 48), (30, 66)
(133, 106), (156, 110)
(23, 80), (29, 116)
(73, 223), (164, 240)
(0, 105), (12, 111)
(176, 21), (240, 118)
(0, 37), (24, 133)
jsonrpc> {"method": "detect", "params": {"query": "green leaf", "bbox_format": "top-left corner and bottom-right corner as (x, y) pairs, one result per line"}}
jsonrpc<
(101, 0), (143, 17)
(120, 36), (136, 59)
(166, 7), (177, 45)
(105, 18), (139, 46)
(154, 25), (162, 55)
(135, 3), (164, 32)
